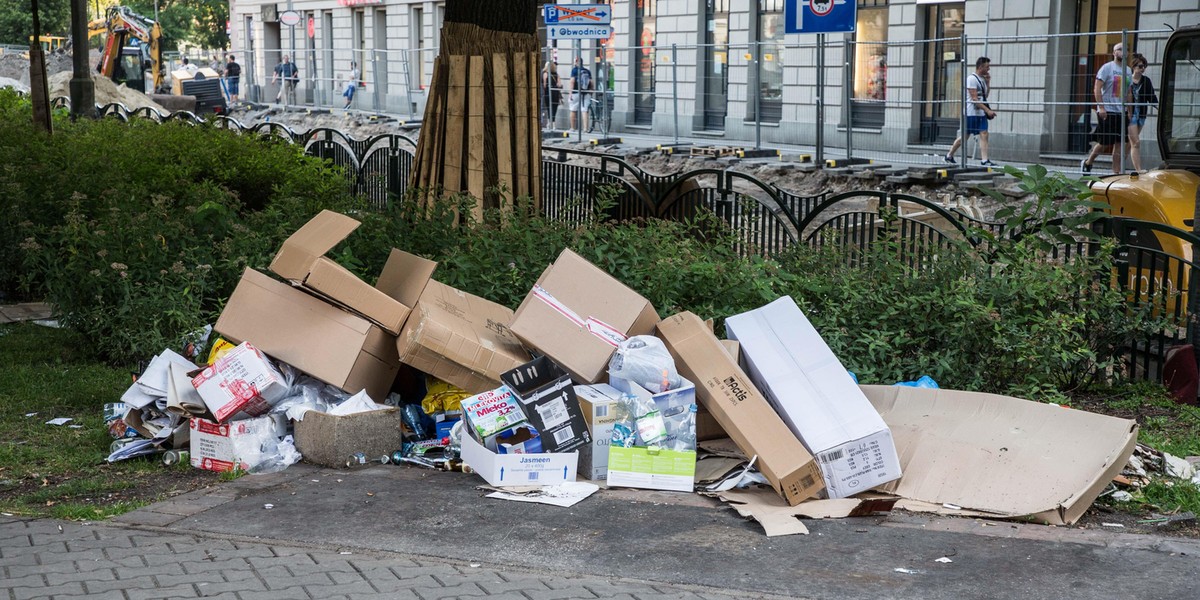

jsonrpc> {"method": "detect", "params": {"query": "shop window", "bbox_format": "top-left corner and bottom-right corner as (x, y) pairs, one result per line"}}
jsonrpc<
(850, 0), (888, 129)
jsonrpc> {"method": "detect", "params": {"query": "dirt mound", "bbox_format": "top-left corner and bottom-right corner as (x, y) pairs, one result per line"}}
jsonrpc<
(48, 71), (164, 111)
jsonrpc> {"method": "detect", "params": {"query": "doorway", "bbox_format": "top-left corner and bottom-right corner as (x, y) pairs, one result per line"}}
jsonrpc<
(1068, 0), (1140, 152)
(702, 0), (729, 130)
(917, 3), (964, 145)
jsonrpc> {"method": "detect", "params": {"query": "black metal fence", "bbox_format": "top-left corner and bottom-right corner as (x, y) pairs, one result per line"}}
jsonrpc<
(81, 104), (1200, 391)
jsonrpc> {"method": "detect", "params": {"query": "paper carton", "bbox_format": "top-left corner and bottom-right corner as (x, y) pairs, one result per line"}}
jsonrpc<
(460, 386), (528, 443)
(460, 429), (578, 487)
(862, 385), (1138, 525)
(215, 268), (399, 400)
(189, 414), (286, 472)
(725, 296), (901, 499)
(397, 278), (530, 394)
(510, 249), (660, 383)
(656, 311), (825, 505)
(270, 212), (436, 334)
(190, 341), (290, 423)
(292, 407), (403, 468)
(574, 384), (623, 480)
(500, 357), (591, 453)
(604, 377), (698, 492)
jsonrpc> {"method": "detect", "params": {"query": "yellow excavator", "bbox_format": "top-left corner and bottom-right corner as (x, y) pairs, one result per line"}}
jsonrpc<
(86, 6), (163, 93)
(1086, 25), (1200, 311)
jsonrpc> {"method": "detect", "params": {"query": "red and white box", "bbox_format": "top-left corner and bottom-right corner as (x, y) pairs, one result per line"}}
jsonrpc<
(189, 414), (286, 472)
(191, 341), (290, 423)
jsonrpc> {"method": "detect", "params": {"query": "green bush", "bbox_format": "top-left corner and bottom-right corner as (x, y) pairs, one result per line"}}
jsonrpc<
(1, 95), (1165, 402)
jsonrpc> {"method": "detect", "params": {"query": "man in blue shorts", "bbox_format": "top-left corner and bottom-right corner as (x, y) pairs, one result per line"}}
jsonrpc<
(945, 56), (997, 166)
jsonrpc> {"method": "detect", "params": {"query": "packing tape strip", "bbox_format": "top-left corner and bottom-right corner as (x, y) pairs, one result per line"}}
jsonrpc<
(532, 285), (626, 348)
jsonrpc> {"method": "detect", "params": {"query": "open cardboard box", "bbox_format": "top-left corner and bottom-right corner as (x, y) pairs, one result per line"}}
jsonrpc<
(510, 249), (659, 383)
(215, 268), (399, 400)
(270, 211), (436, 335)
(460, 430), (578, 487)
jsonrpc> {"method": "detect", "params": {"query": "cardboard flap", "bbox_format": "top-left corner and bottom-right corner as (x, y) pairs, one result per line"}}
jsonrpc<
(861, 385), (1138, 525)
(536, 249), (658, 332)
(377, 249), (438, 308)
(269, 210), (361, 282)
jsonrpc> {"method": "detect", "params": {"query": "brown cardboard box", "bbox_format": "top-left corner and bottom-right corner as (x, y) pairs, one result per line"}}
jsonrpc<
(656, 311), (824, 505)
(270, 211), (436, 334)
(396, 276), (530, 394)
(861, 385), (1138, 525)
(293, 407), (403, 468)
(215, 268), (399, 400)
(510, 249), (659, 383)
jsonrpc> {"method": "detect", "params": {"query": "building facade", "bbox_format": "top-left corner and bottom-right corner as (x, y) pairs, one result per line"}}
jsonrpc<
(228, 0), (1198, 164)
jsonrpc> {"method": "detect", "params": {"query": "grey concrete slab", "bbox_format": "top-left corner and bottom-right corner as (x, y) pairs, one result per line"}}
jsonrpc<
(152, 465), (1200, 600)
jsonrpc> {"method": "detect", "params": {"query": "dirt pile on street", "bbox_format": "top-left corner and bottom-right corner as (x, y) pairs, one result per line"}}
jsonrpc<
(48, 71), (165, 111)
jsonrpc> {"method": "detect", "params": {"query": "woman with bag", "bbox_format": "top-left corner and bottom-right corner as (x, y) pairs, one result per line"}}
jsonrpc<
(1126, 53), (1158, 173)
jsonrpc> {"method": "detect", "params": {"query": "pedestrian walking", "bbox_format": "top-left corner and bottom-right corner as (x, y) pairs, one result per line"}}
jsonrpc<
(944, 56), (997, 167)
(1125, 52), (1158, 173)
(541, 61), (562, 131)
(272, 54), (299, 106)
(342, 61), (360, 109)
(224, 54), (241, 104)
(568, 56), (593, 133)
(1081, 42), (1133, 174)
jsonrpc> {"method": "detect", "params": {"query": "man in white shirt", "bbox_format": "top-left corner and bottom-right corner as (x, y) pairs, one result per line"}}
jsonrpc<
(1081, 43), (1132, 174)
(944, 57), (997, 167)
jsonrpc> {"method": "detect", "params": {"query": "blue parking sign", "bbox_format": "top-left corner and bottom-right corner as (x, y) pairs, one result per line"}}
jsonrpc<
(784, 0), (856, 34)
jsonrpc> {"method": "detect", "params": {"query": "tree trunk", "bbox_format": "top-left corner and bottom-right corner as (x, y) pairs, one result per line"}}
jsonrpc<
(409, 0), (542, 222)
(30, 0), (54, 133)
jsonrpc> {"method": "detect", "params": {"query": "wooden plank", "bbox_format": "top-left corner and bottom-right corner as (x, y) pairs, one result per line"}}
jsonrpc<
(444, 54), (467, 195)
(512, 51), (529, 201)
(493, 53), (514, 216)
(527, 51), (542, 209)
(414, 57), (441, 203)
(467, 55), (486, 222)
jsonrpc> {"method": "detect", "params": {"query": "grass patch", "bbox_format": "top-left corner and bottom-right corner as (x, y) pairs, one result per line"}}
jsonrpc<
(0, 322), (219, 519)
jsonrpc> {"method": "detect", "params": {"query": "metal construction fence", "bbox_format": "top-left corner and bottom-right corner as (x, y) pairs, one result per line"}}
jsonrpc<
(68, 101), (1200, 391)
(216, 27), (1180, 172)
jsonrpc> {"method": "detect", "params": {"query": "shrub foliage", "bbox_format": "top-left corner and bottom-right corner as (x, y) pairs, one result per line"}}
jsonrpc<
(0, 90), (1164, 400)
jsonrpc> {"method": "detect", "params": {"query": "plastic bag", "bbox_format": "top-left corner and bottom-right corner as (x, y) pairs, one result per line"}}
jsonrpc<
(231, 430), (301, 474)
(271, 375), (347, 421)
(608, 335), (681, 393)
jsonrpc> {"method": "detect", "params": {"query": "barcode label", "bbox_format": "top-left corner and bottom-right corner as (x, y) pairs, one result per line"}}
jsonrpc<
(800, 475), (816, 489)
(527, 471), (539, 481)
(536, 398), (570, 429)
(595, 405), (609, 418)
(821, 449), (845, 463)
(553, 426), (574, 445)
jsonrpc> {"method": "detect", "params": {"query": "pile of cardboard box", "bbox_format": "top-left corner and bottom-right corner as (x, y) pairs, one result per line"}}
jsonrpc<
(105, 209), (1141, 532)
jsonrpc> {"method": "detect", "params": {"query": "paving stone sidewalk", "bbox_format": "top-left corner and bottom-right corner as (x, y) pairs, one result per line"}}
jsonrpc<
(0, 516), (776, 600)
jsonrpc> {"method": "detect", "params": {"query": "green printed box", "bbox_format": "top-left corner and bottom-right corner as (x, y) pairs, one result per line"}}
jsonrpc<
(607, 446), (696, 492)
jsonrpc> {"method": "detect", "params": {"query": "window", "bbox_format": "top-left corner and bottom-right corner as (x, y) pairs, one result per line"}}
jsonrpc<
(633, 0), (658, 125)
(412, 7), (425, 89)
(853, 0), (888, 101)
(751, 0), (784, 124)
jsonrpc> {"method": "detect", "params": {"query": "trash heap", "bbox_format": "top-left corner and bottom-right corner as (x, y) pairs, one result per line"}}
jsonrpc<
(104, 209), (1151, 535)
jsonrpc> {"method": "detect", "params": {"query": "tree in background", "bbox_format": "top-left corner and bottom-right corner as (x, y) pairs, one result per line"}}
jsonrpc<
(118, 0), (227, 51)
(1, 0), (70, 45)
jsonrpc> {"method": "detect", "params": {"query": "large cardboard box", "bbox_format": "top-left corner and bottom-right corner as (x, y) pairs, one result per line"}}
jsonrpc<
(500, 357), (592, 453)
(215, 268), (399, 401)
(189, 414), (286, 472)
(510, 249), (660, 383)
(656, 311), (825, 505)
(396, 277), (530, 394)
(460, 430), (578, 487)
(293, 407), (403, 468)
(270, 212), (436, 334)
(862, 385), (1139, 525)
(190, 341), (290, 423)
(574, 384), (622, 480)
(726, 296), (901, 499)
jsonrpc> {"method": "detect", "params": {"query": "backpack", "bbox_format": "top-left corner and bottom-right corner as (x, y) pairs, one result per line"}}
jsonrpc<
(578, 67), (592, 92)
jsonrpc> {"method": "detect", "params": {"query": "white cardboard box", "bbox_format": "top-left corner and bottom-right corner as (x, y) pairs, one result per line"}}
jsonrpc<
(726, 296), (902, 499)
(190, 341), (290, 423)
(574, 384), (622, 480)
(189, 414), (286, 472)
(461, 429), (578, 487)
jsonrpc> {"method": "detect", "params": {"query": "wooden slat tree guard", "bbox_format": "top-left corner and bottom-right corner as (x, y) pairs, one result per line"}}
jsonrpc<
(409, 0), (542, 222)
